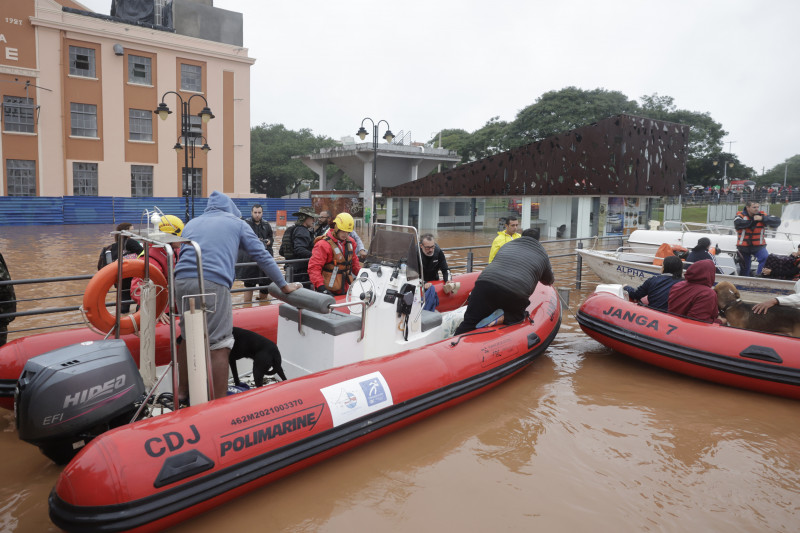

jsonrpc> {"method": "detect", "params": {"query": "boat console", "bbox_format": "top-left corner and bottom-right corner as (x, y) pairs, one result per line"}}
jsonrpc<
(269, 226), (454, 378)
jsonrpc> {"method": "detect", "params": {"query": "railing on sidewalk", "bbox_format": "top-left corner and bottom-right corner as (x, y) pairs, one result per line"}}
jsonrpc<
(0, 234), (627, 339)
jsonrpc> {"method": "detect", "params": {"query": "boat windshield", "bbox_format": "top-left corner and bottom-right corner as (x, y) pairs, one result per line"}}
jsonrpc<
(364, 229), (420, 280)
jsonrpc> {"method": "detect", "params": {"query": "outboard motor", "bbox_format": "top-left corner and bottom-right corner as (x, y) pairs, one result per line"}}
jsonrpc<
(15, 340), (145, 464)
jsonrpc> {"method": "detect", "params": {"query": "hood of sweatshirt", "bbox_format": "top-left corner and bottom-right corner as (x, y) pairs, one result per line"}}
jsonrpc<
(684, 259), (716, 287)
(204, 190), (241, 218)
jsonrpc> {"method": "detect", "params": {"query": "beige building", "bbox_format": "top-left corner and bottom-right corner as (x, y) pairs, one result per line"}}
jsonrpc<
(0, 0), (254, 198)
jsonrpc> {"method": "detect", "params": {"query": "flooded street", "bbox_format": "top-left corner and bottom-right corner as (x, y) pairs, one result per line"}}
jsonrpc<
(1, 224), (798, 532)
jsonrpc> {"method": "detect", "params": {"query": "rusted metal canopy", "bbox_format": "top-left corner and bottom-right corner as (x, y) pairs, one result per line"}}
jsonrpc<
(384, 114), (688, 198)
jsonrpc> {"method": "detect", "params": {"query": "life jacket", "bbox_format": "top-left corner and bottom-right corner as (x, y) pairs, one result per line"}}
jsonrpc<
(735, 210), (768, 247)
(314, 233), (354, 294)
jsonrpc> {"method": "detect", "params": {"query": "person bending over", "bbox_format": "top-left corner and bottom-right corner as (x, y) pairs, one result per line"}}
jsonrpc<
(454, 228), (553, 335)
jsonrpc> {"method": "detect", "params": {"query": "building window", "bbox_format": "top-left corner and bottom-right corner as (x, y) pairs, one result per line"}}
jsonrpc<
(180, 64), (202, 92)
(73, 162), (98, 196)
(129, 108), (153, 141)
(187, 115), (202, 138)
(128, 55), (151, 85)
(2, 96), (35, 133)
(131, 165), (153, 197)
(69, 46), (96, 77)
(182, 167), (202, 197)
(6, 159), (36, 196)
(70, 103), (98, 137)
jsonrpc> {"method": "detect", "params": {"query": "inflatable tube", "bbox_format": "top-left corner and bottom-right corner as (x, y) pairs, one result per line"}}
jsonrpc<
(577, 290), (800, 400)
(0, 272), (481, 410)
(83, 260), (169, 335)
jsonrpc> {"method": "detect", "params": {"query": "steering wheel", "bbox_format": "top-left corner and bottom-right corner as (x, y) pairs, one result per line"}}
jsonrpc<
(346, 276), (377, 315)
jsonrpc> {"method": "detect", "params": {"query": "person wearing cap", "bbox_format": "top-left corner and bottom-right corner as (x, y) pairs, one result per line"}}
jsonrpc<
(174, 191), (301, 402)
(289, 206), (318, 284)
(308, 213), (361, 296)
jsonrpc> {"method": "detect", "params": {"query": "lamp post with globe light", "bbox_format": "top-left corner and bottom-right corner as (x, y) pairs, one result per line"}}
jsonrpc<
(356, 117), (394, 238)
(154, 92), (214, 221)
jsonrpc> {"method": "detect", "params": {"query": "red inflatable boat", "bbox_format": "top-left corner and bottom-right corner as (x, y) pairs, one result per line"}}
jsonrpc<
(577, 288), (800, 400)
(46, 282), (560, 532)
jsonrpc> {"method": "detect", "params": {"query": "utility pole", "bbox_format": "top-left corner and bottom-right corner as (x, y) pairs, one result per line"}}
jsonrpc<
(726, 140), (737, 153)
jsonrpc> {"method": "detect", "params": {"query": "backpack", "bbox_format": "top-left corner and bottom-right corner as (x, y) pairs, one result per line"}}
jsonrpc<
(278, 225), (298, 259)
(97, 244), (115, 270)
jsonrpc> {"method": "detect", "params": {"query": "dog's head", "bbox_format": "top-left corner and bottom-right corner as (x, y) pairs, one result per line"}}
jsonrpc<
(713, 281), (741, 309)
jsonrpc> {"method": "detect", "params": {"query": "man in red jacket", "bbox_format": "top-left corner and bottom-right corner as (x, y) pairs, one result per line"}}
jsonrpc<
(667, 259), (725, 324)
(309, 213), (361, 296)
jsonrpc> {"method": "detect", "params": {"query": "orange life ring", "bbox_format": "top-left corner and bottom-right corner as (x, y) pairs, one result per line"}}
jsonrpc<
(83, 259), (169, 335)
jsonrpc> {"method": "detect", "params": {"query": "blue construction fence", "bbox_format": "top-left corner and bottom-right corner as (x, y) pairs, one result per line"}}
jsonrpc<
(0, 196), (312, 226)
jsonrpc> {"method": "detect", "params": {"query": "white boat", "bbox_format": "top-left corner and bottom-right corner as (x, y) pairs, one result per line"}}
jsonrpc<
(576, 248), (797, 303)
(628, 202), (800, 256)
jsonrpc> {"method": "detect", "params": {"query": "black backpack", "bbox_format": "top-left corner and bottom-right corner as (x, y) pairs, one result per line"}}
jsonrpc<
(278, 225), (298, 259)
(97, 244), (115, 270)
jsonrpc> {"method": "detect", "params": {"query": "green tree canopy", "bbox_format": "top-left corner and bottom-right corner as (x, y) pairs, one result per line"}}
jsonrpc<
(507, 86), (640, 146)
(250, 124), (338, 197)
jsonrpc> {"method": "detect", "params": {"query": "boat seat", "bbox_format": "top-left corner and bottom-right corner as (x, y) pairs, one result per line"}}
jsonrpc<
(279, 304), (362, 336)
(420, 310), (442, 332)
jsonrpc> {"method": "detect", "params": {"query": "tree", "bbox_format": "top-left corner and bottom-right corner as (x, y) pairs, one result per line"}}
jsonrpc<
(250, 124), (339, 197)
(758, 155), (800, 187)
(507, 87), (640, 147)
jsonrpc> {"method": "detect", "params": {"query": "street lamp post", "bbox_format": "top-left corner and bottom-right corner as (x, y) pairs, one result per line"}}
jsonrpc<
(356, 118), (394, 238)
(713, 159), (734, 189)
(173, 135), (211, 219)
(154, 92), (214, 221)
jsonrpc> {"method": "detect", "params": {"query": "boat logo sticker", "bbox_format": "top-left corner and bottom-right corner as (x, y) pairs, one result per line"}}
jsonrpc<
(320, 371), (394, 427)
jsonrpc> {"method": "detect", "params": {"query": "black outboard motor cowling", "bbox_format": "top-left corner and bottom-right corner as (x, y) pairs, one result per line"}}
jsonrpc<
(15, 339), (145, 464)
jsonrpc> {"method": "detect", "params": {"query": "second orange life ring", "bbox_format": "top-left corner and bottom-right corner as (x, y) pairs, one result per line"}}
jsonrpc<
(83, 259), (168, 335)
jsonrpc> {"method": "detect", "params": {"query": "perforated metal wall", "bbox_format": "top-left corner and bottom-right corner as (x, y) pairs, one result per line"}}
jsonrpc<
(384, 115), (688, 198)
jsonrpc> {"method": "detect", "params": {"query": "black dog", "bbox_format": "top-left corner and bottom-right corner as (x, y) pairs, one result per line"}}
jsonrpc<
(229, 327), (287, 386)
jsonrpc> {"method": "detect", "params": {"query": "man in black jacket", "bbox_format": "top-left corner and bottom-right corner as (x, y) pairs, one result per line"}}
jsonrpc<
(237, 204), (275, 302)
(454, 229), (554, 335)
(419, 234), (451, 289)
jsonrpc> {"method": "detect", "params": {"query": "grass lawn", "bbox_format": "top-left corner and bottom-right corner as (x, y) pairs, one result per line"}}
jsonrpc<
(651, 203), (783, 224)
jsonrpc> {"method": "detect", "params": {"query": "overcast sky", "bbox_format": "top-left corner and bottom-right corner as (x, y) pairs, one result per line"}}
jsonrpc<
(78, 0), (798, 176)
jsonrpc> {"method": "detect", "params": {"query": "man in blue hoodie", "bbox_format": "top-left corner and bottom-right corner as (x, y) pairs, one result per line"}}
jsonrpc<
(174, 191), (301, 401)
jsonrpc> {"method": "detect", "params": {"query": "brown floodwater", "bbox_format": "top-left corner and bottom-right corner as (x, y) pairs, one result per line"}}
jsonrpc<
(0, 225), (798, 532)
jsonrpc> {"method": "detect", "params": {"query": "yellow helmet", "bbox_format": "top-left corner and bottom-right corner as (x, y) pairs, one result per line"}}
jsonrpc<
(332, 212), (354, 233)
(159, 215), (184, 236)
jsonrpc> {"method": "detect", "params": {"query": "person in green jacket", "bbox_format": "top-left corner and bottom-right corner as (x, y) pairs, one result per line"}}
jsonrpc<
(488, 215), (520, 262)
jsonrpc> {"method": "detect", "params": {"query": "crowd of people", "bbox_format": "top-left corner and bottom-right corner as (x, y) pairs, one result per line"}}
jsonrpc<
(683, 184), (800, 205)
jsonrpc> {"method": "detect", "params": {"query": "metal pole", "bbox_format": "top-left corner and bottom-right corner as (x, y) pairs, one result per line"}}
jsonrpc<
(183, 100), (190, 222)
(371, 123), (378, 240)
(576, 241), (583, 290)
(785, 164), (788, 188)
(190, 136), (196, 219)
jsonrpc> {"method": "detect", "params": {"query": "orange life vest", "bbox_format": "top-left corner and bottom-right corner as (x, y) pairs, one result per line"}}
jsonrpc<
(735, 210), (768, 247)
(314, 234), (354, 294)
